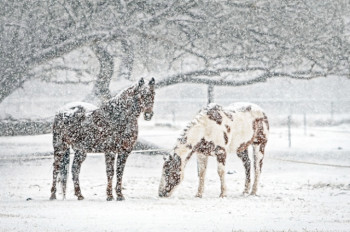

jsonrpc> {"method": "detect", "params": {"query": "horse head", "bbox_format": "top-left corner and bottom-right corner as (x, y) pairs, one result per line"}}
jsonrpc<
(158, 152), (182, 197)
(137, 77), (155, 121)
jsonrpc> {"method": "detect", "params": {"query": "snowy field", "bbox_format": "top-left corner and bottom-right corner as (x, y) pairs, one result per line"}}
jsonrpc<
(0, 124), (349, 232)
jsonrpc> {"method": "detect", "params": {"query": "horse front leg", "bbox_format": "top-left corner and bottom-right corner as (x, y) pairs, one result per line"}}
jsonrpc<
(196, 153), (208, 198)
(105, 152), (116, 201)
(115, 151), (130, 201)
(237, 149), (251, 195)
(215, 146), (227, 198)
(72, 150), (87, 200)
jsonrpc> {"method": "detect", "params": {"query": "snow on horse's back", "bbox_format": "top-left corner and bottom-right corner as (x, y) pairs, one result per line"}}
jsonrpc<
(57, 102), (97, 116)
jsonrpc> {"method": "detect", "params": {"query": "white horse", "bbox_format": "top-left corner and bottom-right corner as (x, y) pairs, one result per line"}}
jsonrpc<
(159, 103), (269, 198)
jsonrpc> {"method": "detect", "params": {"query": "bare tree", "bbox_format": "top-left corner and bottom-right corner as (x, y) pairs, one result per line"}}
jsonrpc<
(90, 44), (114, 100)
(147, 1), (350, 88)
(0, 0), (180, 102)
(1, 0), (349, 104)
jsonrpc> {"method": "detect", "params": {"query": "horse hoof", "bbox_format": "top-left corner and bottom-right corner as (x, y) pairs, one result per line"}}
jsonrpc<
(195, 194), (202, 198)
(77, 195), (85, 200)
(116, 196), (125, 201)
(49, 195), (56, 200)
(106, 196), (114, 201)
(219, 194), (227, 198)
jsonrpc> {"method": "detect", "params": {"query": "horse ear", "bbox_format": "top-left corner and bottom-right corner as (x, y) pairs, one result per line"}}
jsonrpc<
(174, 154), (181, 163)
(163, 153), (170, 161)
(138, 78), (145, 87)
(149, 77), (155, 86)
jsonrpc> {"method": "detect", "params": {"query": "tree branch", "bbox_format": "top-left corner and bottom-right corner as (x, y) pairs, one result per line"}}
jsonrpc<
(155, 68), (329, 89)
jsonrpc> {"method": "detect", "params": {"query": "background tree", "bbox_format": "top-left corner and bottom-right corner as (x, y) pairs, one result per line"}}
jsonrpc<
(1, 0), (349, 104)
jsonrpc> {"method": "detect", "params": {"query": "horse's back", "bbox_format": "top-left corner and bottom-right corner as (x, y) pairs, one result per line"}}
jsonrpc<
(226, 102), (265, 117)
(185, 103), (268, 149)
(53, 102), (98, 148)
(54, 102), (97, 125)
(223, 102), (269, 152)
(57, 102), (97, 116)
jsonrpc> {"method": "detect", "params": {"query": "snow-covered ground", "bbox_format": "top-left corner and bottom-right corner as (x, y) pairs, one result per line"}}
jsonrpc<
(0, 123), (349, 231)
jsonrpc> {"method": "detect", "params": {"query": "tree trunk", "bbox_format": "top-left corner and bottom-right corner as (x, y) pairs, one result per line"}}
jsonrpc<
(91, 44), (114, 101)
(207, 84), (214, 104)
(0, 5), (27, 104)
(118, 39), (134, 81)
(0, 66), (28, 104)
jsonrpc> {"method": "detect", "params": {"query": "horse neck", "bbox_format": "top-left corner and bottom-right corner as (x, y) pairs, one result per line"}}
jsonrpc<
(119, 87), (143, 118)
(174, 142), (194, 170)
(174, 118), (203, 169)
(118, 97), (142, 121)
(102, 89), (142, 122)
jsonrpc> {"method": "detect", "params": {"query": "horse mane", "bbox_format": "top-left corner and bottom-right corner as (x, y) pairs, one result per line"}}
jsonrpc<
(102, 84), (136, 108)
(98, 83), (141, 121)
(176, 103), (223, 147)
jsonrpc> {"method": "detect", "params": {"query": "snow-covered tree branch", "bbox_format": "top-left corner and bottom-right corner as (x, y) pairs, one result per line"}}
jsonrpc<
(1, 0), (349, 103)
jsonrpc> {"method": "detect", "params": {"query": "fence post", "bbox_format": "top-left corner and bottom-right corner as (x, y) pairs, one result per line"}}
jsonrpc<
(303, 113), (307, 136)
(288, 115), (292, 148)
(331, 101), (334, 122)
(172, 110), (176, 126)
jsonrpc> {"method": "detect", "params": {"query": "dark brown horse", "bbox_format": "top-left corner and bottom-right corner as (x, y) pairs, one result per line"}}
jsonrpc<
(50, 78), (155, 201)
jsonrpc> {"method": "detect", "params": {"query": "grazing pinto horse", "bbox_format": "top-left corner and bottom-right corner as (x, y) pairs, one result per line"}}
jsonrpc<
(50, 78), (155, 201)
(159, 103), (269, 198)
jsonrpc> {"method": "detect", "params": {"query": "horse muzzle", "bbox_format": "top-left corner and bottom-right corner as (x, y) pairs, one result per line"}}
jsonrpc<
(144, 112), (154, 121)
(158, 191), (168, 198)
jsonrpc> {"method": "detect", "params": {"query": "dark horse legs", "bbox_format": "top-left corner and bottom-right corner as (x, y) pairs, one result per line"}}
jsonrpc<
(105, 152), (116, 201)
(72, 150), (87, 200)
(237, 149), (251, 194)
(115, 151), (130, 201)
(61, 149), (70, 199)
(50, 147), (68, 200)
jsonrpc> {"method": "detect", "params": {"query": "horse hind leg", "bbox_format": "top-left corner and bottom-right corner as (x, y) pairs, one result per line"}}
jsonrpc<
(251, 142), (266, 195)
(195, 153), (208, 198)
(72, 150), (87, 200)
(60, 149), (70, 200)
(50, 146), (68, 200)
(237, 149), (251, 195)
